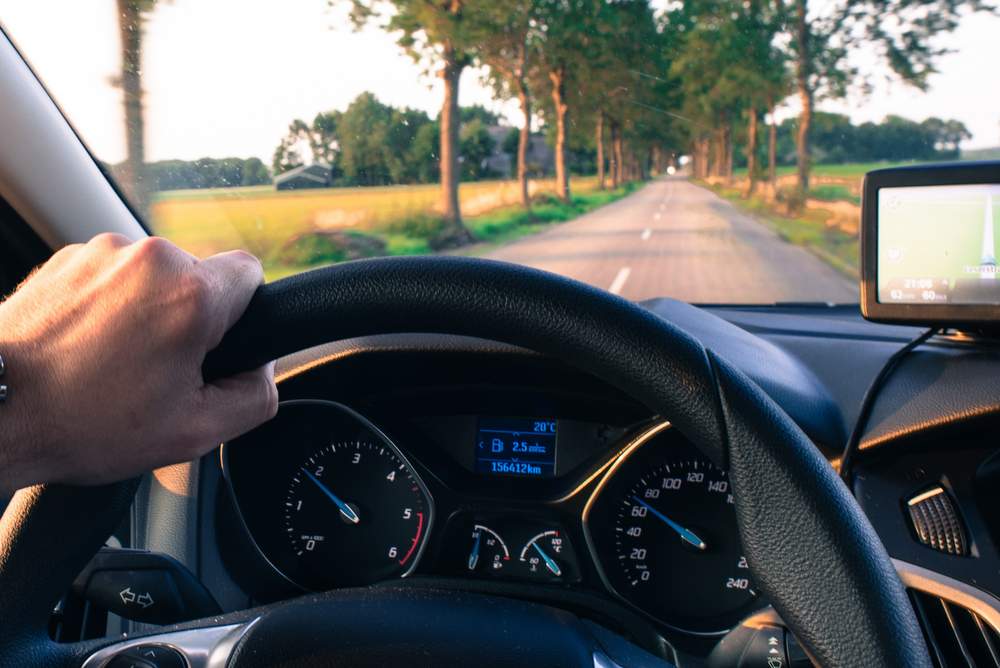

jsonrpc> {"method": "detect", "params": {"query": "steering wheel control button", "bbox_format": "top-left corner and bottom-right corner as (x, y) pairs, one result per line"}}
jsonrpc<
(740, 626), (789, 667)
(106, 657), (157, 668)
(907, 486), (968, 556)
(107, 645), (185, 668)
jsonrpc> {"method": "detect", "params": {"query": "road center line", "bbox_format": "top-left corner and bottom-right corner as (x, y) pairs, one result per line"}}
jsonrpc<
(641, 228), (652, 241)
(609, 267), (631, 295)
(663, 180), (675, 206)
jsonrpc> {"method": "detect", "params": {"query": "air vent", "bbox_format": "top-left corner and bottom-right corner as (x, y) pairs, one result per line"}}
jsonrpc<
(910, 589), (1000, 667)
(907, 486), (968, 556)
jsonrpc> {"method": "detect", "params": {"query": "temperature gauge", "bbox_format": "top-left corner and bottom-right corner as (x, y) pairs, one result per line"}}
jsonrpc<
(467, 524), (510, 575)
(519, 530), (567, 578)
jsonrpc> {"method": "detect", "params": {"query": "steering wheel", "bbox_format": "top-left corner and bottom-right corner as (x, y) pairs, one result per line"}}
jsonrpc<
(0, 257), (930, 667)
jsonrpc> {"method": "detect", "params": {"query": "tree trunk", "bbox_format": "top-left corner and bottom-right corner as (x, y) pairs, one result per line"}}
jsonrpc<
(794, 0), (812, 195)
(609, 121), (620, 188)
(596, 110), (605, 190)
(745, 107), (758, 197)
(439, 49), (470, 243)
(516, 80), (531, 210)
(713, 129), (726, 177)
(116, 0), (147, 213)
(724, 124), (734, 182)
(612, 122), (624, 187)
(768, 99), (777, 191)
(549, 68), (570, 202)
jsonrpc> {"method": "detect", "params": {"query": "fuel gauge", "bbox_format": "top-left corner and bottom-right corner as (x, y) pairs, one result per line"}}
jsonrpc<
(467, 524), (510, 575)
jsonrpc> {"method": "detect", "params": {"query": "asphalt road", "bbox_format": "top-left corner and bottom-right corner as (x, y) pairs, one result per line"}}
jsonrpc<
(484, 177), (857, 303)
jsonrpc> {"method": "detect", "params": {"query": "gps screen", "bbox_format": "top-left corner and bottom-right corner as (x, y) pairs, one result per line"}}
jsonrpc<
(878, 184), (1000, 305)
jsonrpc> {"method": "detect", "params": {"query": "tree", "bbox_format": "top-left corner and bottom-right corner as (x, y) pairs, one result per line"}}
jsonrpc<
(273, 120), (309, 175)
(338, 92), (394, 185)
(474, 0), (538, 208)
(409, 121), (441, 183)
(785, 0), (993, 194)
(272, 112), (343, 176)
(532, 0), (600, 202)
(113, 0), (157, 213)
(672, 1), (748, 181)
(459, 118), (497, 180)
(348, 0), (477, 244)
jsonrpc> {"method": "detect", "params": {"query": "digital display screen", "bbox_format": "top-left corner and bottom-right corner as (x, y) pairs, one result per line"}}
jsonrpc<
(475, 417), (557, 478)
(878, 184), (1000, 305)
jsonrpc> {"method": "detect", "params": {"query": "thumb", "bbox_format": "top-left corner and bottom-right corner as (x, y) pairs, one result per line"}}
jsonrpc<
(199, 361), (278, 444)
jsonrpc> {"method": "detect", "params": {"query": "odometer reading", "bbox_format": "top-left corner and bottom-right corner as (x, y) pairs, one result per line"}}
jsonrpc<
(283, 439), (429, 590)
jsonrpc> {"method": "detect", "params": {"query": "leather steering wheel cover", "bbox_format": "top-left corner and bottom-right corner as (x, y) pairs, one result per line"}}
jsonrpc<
(0, 256), (928, 666)
(710, 353), (927, 665)
(205, 257), (929, 667)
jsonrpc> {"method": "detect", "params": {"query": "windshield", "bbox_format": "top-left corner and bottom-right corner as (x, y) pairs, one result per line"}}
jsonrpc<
(2, 0), (998, 303)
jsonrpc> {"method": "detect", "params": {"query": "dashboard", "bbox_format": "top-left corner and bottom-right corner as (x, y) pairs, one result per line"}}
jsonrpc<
(189, 302), (1000, 664)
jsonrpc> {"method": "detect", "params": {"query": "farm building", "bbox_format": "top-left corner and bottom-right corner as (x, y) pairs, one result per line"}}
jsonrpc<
(482, 126), (554, 178)
(275, 163), (333, 191)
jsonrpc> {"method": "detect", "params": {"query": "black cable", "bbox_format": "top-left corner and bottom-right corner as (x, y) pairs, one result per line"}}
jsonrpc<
(839, 326), (940, 486)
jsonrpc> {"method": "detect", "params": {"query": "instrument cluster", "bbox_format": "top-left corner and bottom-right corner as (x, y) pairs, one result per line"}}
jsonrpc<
(221, 399), (766, 636)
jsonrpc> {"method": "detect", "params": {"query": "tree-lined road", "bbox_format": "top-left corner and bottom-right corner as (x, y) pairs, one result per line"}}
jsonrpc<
(485, 177), (857, 303)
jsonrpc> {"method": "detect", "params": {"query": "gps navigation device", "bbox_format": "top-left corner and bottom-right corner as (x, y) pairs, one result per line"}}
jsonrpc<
(861, 161), (1000, 326)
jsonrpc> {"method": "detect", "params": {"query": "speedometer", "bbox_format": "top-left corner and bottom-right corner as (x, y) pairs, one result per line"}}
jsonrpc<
(584, 426), (761, 632)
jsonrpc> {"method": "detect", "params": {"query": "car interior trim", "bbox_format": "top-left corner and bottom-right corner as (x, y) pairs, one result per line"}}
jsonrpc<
(894, 558), (1000, 635)
(80, 620), (258, 668)
(0, 30), (145, 248)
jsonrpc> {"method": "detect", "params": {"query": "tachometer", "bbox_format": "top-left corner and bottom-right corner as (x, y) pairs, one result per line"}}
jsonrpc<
(584, 426), (760, 632)
(284, 439), (429, 589)
(223, 400), (433, 592)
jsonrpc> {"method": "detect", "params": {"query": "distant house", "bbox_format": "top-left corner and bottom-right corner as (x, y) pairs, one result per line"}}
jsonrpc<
(482, 125), (554, 178)
(274, 163), (332, 191)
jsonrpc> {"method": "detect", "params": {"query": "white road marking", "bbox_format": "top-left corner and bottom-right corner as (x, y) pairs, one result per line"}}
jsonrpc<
(609, 267), (631, 295)
(663, 180), (675, 206)
(641, 228), (652, 241)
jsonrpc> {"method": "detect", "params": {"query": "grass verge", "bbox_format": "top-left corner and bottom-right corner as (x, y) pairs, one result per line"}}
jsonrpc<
(258, 182), (639, 280)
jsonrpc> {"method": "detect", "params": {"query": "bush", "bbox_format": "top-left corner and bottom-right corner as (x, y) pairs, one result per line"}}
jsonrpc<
(271, 230), (386, 267)
(383, 213), (447, 239)
(776, 185), (808, 215)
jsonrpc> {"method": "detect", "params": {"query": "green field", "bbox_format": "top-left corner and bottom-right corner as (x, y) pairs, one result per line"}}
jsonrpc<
(734, 161), (916, 180)
(147, 176), (636, 281)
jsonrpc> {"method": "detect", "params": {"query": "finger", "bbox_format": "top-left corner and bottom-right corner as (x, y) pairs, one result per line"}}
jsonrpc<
(88, 232), (133, 251)
(197, 361), (278, 447)
(196, 250), (265, 348)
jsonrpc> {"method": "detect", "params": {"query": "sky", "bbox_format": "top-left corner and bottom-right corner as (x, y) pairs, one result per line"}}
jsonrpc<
(0, 0), (998, 166)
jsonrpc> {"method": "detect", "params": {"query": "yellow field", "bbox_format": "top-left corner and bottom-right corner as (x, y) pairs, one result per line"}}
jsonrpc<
(149, 176), (599, 260)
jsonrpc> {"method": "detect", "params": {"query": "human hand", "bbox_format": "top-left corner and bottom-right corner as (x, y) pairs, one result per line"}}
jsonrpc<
(0, 234), (277, 494)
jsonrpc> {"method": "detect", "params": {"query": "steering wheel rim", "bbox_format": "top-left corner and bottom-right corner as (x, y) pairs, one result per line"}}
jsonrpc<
(0, 256), (930, 667)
